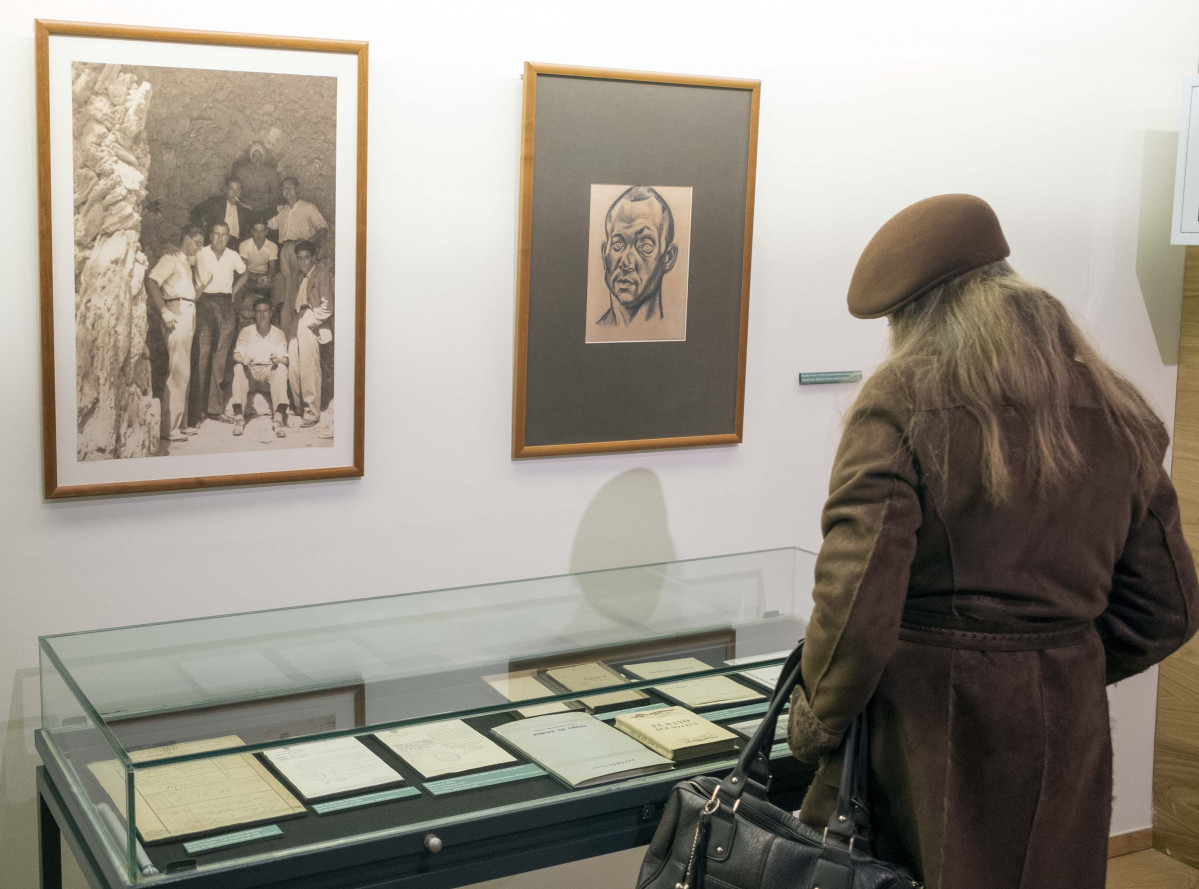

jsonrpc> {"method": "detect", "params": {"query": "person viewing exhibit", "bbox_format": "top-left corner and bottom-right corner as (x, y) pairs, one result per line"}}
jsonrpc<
(786, 194), (1199, 889)
(23, 8), (1199, 889)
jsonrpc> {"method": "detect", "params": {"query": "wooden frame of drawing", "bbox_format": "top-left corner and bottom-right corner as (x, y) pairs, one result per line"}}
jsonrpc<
(35, 20), (367, 497)
(512, 62), (760, 458)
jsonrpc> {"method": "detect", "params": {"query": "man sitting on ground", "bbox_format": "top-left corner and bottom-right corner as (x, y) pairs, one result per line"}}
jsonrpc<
(231, 296), (290, 438)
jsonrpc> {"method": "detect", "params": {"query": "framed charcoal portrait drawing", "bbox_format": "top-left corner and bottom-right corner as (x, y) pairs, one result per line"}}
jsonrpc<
(512, 63), (760, 458)
(35, 20), (367, 497)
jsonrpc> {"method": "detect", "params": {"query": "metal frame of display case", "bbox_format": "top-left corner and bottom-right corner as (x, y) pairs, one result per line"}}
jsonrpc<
(37, 735), (812, 889)
(35, 548), (817, 889)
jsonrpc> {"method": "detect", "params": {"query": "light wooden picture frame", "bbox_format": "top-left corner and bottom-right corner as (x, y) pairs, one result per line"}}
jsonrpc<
(513, 63), (760, 458)
(35, 20), (367, 497)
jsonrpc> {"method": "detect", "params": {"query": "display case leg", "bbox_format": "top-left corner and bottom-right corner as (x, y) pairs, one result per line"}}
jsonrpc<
(39, 789), (63, 889)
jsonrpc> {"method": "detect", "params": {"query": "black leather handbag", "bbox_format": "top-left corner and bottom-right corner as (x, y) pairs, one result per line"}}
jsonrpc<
(636, 643), (922, 889)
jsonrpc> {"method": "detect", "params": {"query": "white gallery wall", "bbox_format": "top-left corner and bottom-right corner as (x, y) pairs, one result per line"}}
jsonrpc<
(0, 1), (1193, 886)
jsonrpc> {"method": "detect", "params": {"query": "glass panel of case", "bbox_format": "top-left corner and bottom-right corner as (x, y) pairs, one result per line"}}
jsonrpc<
(38, 546), (816, 882)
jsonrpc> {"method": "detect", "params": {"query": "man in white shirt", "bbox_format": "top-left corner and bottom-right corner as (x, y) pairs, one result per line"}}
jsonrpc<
(190, 221), (249, 425)
(145, 225), (205, 442)
(231, 297), (289, 438)
(237, 222), (279, 328)
(268, 177), (329, 306)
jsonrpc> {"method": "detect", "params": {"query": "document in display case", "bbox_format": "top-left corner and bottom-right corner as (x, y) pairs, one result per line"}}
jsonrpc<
(542, 662), (648, 710)
(261, 736), (405, 801)
(88, 736), (306, 842)
(376, 719), (517, 779)
(36, 547), (816, 888)
(491, 712), (673, 788)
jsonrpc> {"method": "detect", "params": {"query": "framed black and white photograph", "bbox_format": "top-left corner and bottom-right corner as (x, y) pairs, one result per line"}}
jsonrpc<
(35, 20), (367, 497)
(512, 63), (759, 458)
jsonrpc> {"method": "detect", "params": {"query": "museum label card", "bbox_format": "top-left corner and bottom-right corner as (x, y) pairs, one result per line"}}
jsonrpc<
(482, 670), (576, 717)
(183, 824), (283, 855)
(422, 763), (547, 796)
(613, 706), (738, 761)
(261, 736), (403, 800)
(376, 719), (517, 778)
(704, 701), (773, 723)
(311, 786), (421, 814)
(543, 662), (648, 710)
(88, 735), (304, 843)
(491, 712), (673, 788)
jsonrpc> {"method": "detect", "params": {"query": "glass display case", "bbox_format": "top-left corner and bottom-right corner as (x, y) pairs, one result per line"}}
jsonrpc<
(37, 547), (817, 888)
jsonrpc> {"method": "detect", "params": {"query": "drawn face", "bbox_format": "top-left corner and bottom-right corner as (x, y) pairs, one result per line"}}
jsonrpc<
(282, 181), (299, 205)
(226, 180), (242, 202)
(296, 249), (315, 275)
(210, 224), (230, 251)
(254, 302), (272, 330)
(602, 197), (678, 310)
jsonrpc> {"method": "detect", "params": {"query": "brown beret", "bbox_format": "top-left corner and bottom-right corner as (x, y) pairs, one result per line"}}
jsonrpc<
(846, 194), (1010, 319)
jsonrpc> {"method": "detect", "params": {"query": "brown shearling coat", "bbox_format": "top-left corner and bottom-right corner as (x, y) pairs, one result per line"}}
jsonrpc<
(789, 372), (1199, 889)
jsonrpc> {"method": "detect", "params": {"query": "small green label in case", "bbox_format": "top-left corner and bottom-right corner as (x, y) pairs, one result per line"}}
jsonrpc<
(705, 701), (774, 722)
(312, 786), (420, 814)
(183, 824), (282, 854)
(598, 703), (670, 722)
(798, 371), (862, 385)
(423, 763), (546, 796)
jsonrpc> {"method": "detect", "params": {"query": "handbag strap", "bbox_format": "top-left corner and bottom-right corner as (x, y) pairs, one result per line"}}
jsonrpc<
(714, 642), (804, 800)
(825, 710), (872, 846)
(712, 640), (875, 848)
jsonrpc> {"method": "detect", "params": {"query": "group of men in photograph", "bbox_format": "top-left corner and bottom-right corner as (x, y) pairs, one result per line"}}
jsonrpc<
(146, 168), (333, 444)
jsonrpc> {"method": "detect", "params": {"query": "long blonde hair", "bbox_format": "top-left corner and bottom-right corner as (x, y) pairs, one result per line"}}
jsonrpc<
(869, 261), (1164, 501)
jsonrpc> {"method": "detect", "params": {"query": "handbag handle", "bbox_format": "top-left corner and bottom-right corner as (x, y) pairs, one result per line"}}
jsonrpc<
(712, 640), (873, 848)
(713, 642), (804, 796)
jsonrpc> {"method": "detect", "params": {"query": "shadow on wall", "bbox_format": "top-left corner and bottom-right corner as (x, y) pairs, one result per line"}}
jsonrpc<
(1136, 130), (1187, 366)
(569, 469), (677, 627)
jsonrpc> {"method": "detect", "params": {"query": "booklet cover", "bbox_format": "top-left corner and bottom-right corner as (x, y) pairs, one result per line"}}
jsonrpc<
(543, 662), (648, 710)
(491, 712), (673, 788)
(614, 705), (739, 761)
(653, 675), (765, 709)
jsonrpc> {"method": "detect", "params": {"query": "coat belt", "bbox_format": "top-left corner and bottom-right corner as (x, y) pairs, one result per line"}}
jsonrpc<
(898, 615), (1094, 651)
